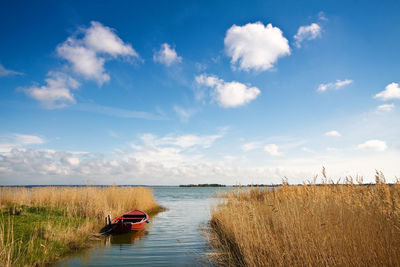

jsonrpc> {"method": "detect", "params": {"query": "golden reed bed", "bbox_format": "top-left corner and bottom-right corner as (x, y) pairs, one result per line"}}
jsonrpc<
(208, 172), (400, 266)
(0, 186), (161, 266)
(0, 186), (160, 219)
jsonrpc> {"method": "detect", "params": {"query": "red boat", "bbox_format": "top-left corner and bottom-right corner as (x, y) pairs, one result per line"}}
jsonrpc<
(109, 210), (149, 234)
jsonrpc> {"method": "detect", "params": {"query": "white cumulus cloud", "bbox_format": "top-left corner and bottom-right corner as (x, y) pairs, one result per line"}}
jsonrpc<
(294, 23), (321, 48)
(224, 22), (290, 71)
(375, 82), (400, 100)
(83, 21), (138, 57)
(153, 43), (182, 66)
(264, 144), (283, 156)
(325, 130), (341, 137)
(57, 41), (110, 85)
(195, 74), (260, 108)
(57, 21), (138, 85)
(357, 139), (387, 152)
(317, 79), (353, 92)
(376, 103), (395, 113)
(25, 21), (138, 108)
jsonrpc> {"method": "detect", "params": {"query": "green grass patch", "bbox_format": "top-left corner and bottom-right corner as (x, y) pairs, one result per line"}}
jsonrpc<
(1, 205), (97, 266)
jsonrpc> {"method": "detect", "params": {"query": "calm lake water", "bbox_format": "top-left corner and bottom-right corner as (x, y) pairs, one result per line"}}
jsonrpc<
(58, 187), (230, 266)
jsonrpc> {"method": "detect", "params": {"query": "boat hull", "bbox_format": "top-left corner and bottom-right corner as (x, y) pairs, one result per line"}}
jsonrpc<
(110, 209), (149, 234)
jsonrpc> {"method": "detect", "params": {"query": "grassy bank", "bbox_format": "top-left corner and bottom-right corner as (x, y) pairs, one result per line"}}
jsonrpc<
(0, 186), (162, 266)
(208, 172), (400, 266)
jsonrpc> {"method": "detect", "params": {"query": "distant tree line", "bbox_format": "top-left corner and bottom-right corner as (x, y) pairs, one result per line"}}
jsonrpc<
(232, 184), (280, 187)
(179, 184), (226, 187)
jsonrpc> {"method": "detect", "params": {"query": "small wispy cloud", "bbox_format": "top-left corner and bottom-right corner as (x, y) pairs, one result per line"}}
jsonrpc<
(325, 130), (341, 137)
(294, 23), (321, 48)
(301, 147), (316, 153)
(153, 43), (182, 66)
(74, 103), (167, 120)
(317, 79), (353, 92)
(14, 134), (44, 145)
(326, 147), (338, 152)
(0, 134), (44, 153)
(376, 103), (395, 113)
(241, 141), (262, 151)
(264, 144), (283, 156)
(195, 62), (207, 72)
(318, 11), (328, 21)
(23, 72), (79, 109)
(173, 105), (196, 122)
(0, 64), (23, 77)
(107, 130), (120, 138)
(142, 132), (223, 149)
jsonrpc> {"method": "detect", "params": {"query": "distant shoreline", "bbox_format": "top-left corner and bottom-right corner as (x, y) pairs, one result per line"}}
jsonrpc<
(0, 183), (394, 188)
(179, 184), (226, 187)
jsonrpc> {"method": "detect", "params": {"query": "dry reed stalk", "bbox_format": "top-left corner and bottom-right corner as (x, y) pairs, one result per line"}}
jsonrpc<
(208, 172), (400, 266)
(0, 218), (16, 267)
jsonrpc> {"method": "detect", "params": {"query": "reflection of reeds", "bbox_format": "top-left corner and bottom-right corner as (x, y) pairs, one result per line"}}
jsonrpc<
(208, 171), (400, 266)
(0, 186), (161, 266)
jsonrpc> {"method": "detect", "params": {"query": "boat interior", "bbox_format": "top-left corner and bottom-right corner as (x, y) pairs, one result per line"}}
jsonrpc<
(118, 214), (146, 223)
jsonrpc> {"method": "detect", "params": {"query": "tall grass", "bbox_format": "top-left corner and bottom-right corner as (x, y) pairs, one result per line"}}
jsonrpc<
(0, 186), (161, 219)
(0, 186), (161, 266)
(208, 172), (400, 266)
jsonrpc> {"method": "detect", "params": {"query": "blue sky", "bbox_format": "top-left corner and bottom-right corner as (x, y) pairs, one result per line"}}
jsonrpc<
(0, 0), (399, 185)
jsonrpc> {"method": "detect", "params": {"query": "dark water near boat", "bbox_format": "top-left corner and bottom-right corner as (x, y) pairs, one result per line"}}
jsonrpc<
(57, 187), (230, 266)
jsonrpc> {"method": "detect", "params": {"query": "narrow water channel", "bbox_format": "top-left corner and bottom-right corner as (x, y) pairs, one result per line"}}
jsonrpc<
(58, 187), (229, 266)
